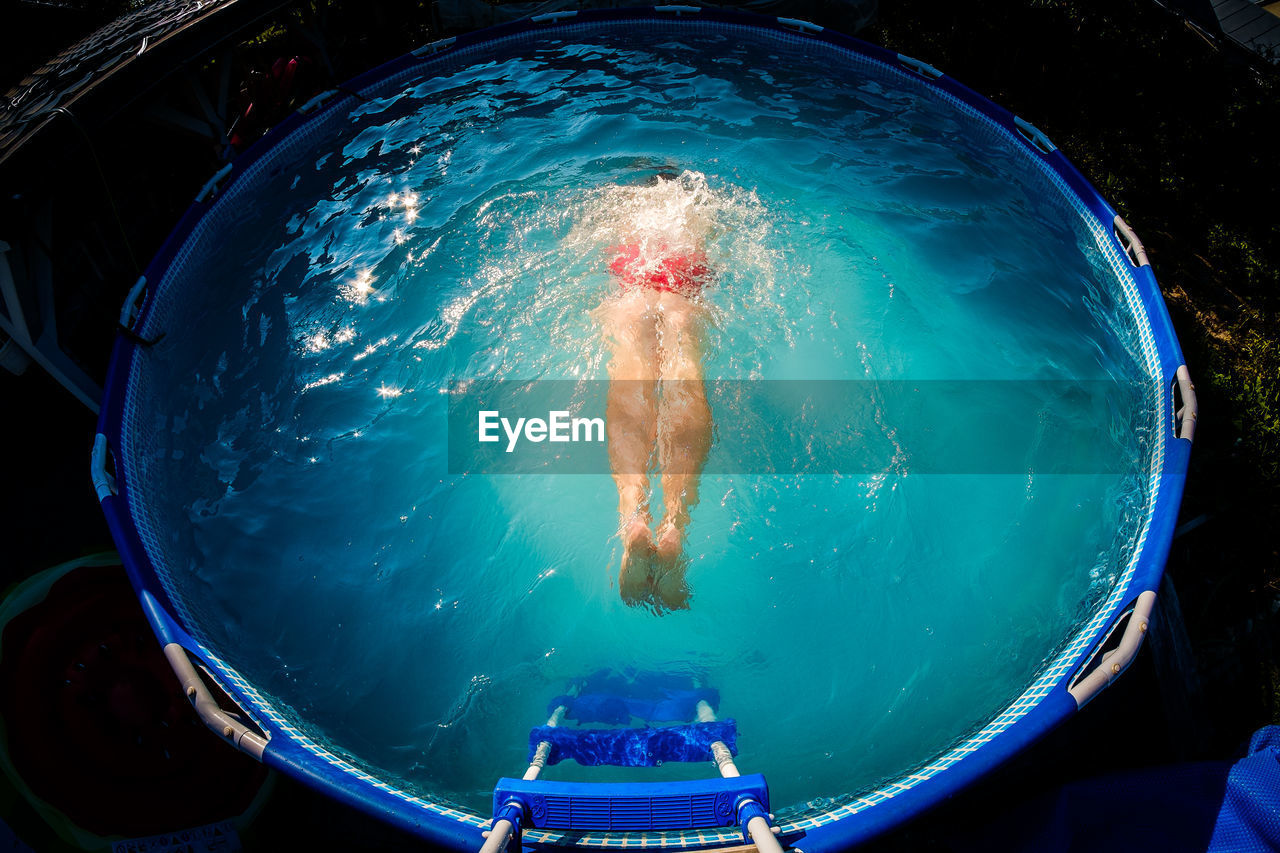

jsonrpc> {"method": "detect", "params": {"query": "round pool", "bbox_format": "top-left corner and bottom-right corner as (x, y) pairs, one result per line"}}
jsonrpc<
(95, 9), (1194, 851)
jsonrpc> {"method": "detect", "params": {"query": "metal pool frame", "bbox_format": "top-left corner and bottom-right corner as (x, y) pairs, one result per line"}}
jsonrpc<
(92, 8), (1197, 851)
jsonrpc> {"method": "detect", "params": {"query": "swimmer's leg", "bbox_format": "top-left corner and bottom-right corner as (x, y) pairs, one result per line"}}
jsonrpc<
(653, 294), (713, 610)
(598, 292), (661, 605)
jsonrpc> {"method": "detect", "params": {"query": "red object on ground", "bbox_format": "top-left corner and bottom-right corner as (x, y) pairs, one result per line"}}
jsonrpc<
(0, 565), (268, 836)
(229, 55), (314, 149)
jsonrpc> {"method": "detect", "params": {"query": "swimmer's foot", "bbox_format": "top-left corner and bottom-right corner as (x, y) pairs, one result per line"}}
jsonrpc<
(654, 519), (683, 564)
(619, 517), (657, 606)
(653, 563), (691, 611)
(652, 518), (691, 610)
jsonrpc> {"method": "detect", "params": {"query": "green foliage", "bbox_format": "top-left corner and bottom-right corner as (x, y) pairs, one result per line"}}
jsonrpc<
(1209, 324), (1280, 480)
(1207, 223), (1280, 300)
(868, 0), (1280, 482)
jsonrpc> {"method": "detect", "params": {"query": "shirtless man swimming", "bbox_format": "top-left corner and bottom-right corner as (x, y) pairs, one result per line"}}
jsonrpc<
(592, 172), (715, 612)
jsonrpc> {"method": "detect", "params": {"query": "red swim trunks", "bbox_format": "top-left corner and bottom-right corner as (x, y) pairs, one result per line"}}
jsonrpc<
(609, 243), (711, 297)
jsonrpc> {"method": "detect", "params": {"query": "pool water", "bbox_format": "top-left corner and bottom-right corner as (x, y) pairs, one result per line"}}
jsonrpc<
(129, 28), (1154, 818)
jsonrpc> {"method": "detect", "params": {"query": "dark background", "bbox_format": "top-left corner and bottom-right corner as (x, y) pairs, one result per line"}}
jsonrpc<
(1, 0), (1277, 849)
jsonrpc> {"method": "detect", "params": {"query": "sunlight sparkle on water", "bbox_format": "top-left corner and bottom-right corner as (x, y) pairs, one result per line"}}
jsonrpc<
(342, 270), (376, 305)
(401, 192), (419, 223)
(353, 335), (396, 362)
(301, 372), (343, 392)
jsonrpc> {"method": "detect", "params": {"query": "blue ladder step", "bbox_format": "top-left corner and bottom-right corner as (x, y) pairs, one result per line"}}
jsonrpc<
(528, 720), (737, 768)
(492, 773), (770, 832)
(548, 668), (720, 724)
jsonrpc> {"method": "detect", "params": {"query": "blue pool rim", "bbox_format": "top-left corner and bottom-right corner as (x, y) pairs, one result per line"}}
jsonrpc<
(93, 7), (1193, 852)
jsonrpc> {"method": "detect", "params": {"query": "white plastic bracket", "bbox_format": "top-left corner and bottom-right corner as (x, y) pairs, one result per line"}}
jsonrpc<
(195, 163), (233, 203)
(897, 53), (943, 80)
(119, 275), (148, 328)
(1113, 215), (1151, 268)
(1013, 116), (1056, 155)
(777, 16), (823, 34)
(531, 10), (578, 23)
(91, 433), (117, 501)
(1068, 590), (1157, 707)
(1175, 365), (1198, 442)
(413, 37), (457, 57)
(164, 643), (268, 761)
(297, 88), (341, 115)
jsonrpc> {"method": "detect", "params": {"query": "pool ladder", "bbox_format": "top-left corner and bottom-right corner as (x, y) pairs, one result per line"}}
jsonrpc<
(479, 670), (785, 853)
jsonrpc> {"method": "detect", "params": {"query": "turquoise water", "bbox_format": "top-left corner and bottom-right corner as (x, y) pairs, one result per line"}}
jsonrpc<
(130, 29), (1153, 819)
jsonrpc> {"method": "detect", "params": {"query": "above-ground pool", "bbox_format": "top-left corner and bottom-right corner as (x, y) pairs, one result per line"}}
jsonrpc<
(95, 9), (1195, 851)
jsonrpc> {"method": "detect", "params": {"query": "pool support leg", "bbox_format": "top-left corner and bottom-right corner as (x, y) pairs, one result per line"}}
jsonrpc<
(698, 695), (785, 852)
(739, 798), (784, 853)
(697, 699), (742, 778)
(163, 643), (267, 760)
(479, 800), (522, 853)
(524, 684), (579, 781)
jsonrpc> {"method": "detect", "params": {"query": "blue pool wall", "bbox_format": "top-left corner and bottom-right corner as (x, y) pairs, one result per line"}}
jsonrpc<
(94, 7), (1193, 851)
